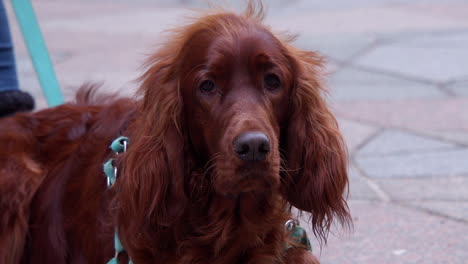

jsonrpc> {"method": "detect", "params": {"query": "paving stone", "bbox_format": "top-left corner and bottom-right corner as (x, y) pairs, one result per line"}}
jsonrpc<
(447, 80), (468, 96)
(19, 74), (48, 110)
(376, 176), (468, 201)
(410, 201), (468, 222)
(347, 165), (379, 201)
(358, 129), (458, 155)
(402, 2), (468, 24)
(336, 118), (378, 152)
(292, 33), (377, 62)
(356, 148), (468, 178)
(354, 36), (468, 82)
(390, 31), (468, 50)
(329, 67), (446, 101)
(300, 201), (468, 264)
(269, 4), (468, 36)
(48, 32), (151, 100)
(15, 52), (73, 76)
(334, 98), (468, 133)
(326, 62), (340, 74)
(41, 8), (190, 36)
(29, 1), (147, 20)
(273, 0), (397, 13)
(422, 130), (468, 146)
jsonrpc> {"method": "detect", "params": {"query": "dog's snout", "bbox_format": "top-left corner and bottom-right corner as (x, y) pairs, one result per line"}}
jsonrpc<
(233, 132), (270, 161)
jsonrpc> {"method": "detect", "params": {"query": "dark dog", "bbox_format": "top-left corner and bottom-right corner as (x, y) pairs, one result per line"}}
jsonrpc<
(0, 4), (350, 264)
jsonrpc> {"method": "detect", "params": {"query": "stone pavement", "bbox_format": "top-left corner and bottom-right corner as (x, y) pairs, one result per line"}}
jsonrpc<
(5, 0), (468, 263)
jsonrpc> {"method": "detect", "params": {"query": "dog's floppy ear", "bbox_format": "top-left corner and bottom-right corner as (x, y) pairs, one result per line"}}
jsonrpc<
(115, 46), (188, 260)
(283, 48), (350, 240)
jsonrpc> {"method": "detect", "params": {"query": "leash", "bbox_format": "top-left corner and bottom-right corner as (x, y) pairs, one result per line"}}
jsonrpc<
(103, 137), (312, 263)
(103, 136), (133, 264)
(11, 0), (63, 106)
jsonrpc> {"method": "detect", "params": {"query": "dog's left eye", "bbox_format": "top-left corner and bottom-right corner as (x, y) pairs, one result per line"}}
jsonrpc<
(264, 73), (281, 90)
(200, 80), (217, 94)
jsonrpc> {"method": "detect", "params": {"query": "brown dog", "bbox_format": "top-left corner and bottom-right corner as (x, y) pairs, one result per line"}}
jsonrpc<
(0, 3), (349, 264)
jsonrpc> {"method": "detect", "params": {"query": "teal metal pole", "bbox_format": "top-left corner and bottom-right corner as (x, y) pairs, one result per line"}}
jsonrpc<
(10, 0), (63, 106)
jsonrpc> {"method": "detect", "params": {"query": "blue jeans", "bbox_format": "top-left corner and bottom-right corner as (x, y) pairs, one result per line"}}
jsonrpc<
(0, 0), (19, 92)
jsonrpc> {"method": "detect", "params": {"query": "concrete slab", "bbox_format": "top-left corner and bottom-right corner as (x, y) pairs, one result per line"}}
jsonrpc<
(40, 8), (190, 36)
(358, 129), (458, 155)
(15, 52), (72, 76)
(293, 33), (377, 62)
(274, 0), (397, 13)
(334, 98), (468, 133)
(302, 201), (468, 264)
(410, 201), (468, 222)
(18, 74), (47, 109)
(54, 48), (141, 97)
(422, 130), (468, 146)
(354, 37), (468, 82)
(403, 2), (468, 23)
(356, 148), (468, 178)
(376, 176), (468, 201)
(348, 165), (380, 201)
(329, 67), (446, 102)
(389, 31), (468, 50)
(447, 80), (468, 96)
(30, 1), (147, 20)
(337, 118), (379, 152)
(268, 4), (468, 35)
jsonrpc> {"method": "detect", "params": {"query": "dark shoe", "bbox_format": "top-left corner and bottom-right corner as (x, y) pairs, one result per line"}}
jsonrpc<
(0, 90), (35, 117)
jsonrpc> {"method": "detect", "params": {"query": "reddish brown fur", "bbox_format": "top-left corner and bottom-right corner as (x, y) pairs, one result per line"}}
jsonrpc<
(0, 3), (349, 264)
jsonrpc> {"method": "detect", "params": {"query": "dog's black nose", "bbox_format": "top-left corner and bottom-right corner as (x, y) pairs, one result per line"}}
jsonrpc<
(233, 132), (270, 161)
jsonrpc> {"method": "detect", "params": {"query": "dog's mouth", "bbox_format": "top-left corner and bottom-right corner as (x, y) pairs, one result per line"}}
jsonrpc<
(213, 157), (281, 196)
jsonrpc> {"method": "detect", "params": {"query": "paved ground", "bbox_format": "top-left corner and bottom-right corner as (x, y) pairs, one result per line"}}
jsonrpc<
(5, 0), (468, 263)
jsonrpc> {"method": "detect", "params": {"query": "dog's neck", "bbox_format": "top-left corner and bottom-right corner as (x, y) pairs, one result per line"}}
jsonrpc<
(155, 153), (288, 260)
(180, 173), (287, 255)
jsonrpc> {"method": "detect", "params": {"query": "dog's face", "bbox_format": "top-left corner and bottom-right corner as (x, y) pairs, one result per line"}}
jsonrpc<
(123, 10), (350, 246)
(179, 16), (295, 195)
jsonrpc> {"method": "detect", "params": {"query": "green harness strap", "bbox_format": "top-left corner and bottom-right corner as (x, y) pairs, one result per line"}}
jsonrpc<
(103, 137), (132, 264)
(11, 0), (63, 106)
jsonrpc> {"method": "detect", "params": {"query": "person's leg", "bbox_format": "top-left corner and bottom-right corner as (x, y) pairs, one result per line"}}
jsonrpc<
(0, 0), (34, 117)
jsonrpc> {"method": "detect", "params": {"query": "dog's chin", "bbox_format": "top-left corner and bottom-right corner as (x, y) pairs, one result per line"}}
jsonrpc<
(215, 168), (280, 199)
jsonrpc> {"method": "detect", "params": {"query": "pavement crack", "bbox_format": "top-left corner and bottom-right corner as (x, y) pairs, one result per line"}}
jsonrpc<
(351, 161), (391, 203)
(437, 83), (457, 97)
(396, 202), (468, 225)
(353, 127), (385, 153)
(342, 63), (440, 86)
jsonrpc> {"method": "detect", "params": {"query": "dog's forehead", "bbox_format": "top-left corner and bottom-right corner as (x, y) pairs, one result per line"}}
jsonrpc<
(178, 15), (291, 80)
(203, 29), (286, 70)
(182, 15), (281, 58)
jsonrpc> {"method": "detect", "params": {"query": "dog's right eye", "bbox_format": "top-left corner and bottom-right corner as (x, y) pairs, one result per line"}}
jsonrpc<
(264, 73), (281, 91)
(200, 80), (217, 94)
